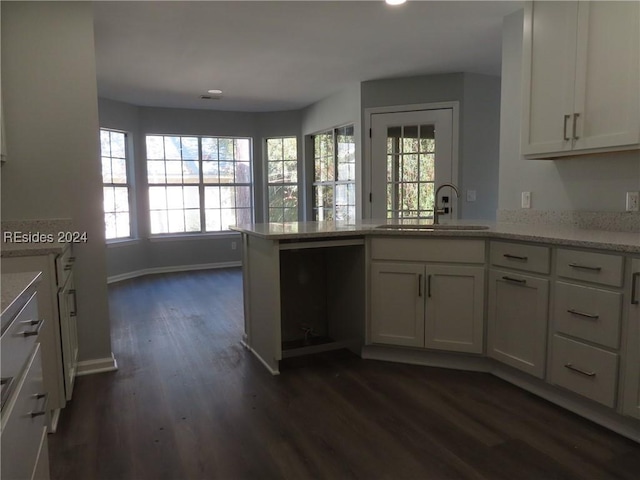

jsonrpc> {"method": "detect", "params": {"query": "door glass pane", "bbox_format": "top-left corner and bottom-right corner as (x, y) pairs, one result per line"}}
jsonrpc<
(386, 123), (436, 220)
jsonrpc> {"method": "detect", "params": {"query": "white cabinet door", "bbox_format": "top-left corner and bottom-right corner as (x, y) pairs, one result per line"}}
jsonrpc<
(521, 1), (578, 156)
(521, 1), (640, 158)
(370, 262), (425, 348)
(424, 265), (485, 354)
(488, 269), (549, 378)
(58, 273), (78, 401)
(623, 258), (640, 420)
(573, 1), (640, 151)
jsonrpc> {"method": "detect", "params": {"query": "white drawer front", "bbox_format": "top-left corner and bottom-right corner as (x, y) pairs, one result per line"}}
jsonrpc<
(1, 345), (48, 480)
(1, 292), (42, 387)
(554, 282), (622, 349)
(550, 335), (618, 408)
(556, 249), (623, 287)
(489, 241), (550, 274)
(371, 238), (485, 263)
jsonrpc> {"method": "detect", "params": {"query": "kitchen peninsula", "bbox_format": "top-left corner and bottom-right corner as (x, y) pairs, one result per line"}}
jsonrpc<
(232, 220), (640, 442)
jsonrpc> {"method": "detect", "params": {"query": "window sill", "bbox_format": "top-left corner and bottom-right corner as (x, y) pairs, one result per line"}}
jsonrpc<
(148, 232), (241, 243)
(106, 238), (141, 248)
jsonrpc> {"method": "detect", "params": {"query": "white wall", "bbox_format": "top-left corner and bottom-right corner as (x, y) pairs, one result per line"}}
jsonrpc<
(1, 1), (112, 361)
(499, 10), (640, 213)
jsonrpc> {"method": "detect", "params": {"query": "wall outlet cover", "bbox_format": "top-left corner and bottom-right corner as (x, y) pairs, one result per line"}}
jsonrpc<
(466, 190), (476, 202)
(626, 192), (639, 212)
(521, 191), (531, 209)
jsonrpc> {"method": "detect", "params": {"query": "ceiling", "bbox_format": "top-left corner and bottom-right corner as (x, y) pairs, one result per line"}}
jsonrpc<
(93, 0), (523, 112)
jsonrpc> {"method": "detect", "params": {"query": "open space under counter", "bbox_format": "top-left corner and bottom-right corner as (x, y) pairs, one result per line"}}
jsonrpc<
(241, 235), (365, 374)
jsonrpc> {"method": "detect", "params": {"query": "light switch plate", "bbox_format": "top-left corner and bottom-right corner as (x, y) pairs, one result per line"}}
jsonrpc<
(626, 192), (639, 212)
(521, 191), (531, 209)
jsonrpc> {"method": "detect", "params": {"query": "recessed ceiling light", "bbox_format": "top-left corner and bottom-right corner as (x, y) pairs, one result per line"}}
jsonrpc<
(385, 0), (407, 5)
(207, 89), (223, 95)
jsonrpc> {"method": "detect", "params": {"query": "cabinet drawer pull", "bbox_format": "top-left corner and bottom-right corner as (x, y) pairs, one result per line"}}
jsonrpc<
(572, 113), (580, 140)
(427, 274), (432, 298)
(563, 114), (571, 141)
(632, 272), (640, 305)
(503, 253), (528, 261)
(568, 263), (602, 272)
(502, 276), (526, 285)
(567, 309), (599, 320)
(30, 392), (49, 418)
(564, 363), (595, 377)
(418, 274), (423, 297)
(18, 319), (44, 337)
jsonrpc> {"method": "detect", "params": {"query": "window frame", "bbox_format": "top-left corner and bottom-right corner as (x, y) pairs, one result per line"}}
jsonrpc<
(265, 136), (300, 223)
(145, 134), (254, 236)
(100, 128), (133, 242)
(311, 124), (356, 222)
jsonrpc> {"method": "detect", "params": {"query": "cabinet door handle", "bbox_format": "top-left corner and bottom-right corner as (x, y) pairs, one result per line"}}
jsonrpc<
(30, 392), (49, 418)
(69, 289), (78, 316)
(503, 253), (528, 261)
(18, 318), (44, 337)
(502, 276), (526, 285)
(427, 274), (432, 298)
(563, 114), (571, 141)
(632, 272), (640, 305)
(418, 274), (422, 297)
(567, 309), (599, 320)
(564, 363), (595, 377)
(572, 113), (580, 140)
(568, 263), (601, 272)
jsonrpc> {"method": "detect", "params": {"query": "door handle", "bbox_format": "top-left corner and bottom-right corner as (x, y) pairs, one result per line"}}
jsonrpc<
(572, 113), (580, 140)
(632, 272), (640, 305)
(418, 274), (422, 297)
(563, 114), (571, 141)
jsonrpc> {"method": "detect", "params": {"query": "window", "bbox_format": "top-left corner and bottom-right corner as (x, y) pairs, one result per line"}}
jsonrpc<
(266, 137), (298, 222)
(146, 135), (252, 234)
(386, 124), (435, 219)
(312, 125), (356, 222)
(100, 129), (131, 240)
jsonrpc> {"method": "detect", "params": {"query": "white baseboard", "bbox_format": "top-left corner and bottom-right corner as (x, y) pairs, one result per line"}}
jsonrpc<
(241, 340), (280, 375)
(107, 261), (242, 284)
(76, 353), (118, 376)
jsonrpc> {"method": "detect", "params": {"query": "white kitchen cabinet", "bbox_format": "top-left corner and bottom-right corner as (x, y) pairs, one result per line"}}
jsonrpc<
(1, 244), (78, 428)
(370, 262), (425, 348)
(488, 269), (549, 378)
(369, 238), (485, 354)
(521, 1), (640, 158)
(622, 258), (640, 420)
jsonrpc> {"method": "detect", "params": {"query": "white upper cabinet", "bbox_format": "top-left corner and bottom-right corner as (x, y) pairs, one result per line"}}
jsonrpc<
(521, 1), (640, 159)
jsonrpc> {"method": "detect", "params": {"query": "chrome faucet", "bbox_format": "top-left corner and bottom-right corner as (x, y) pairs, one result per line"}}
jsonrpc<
(433, 183), (460, 225)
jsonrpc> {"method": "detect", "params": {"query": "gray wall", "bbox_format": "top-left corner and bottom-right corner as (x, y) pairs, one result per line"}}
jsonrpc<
(1, 1), (112, 362)
(499, 10), (640, 212)
(361, 72), (502, 220)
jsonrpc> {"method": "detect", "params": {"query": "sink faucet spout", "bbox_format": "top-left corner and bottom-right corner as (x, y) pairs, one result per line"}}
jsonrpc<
(434, 183), (460, 225)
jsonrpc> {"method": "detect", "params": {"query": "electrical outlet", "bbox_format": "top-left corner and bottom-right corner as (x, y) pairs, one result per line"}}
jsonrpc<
(231, 241), (237, 250)
(466, 190), (476, 202)
(626, 192), (639, 212)
(521, 191), (531, 209)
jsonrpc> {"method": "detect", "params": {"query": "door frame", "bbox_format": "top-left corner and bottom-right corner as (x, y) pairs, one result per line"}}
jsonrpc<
(363, 102), (460, 220)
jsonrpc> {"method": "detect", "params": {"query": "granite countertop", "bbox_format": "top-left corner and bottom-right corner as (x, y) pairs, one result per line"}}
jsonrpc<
(1, 240), (70, 257)
(230, 220), (640, 254)
(1, 271), (42, 334)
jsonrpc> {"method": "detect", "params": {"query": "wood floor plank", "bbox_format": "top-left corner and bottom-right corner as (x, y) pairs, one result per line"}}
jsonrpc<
(48, 269), (640, 480)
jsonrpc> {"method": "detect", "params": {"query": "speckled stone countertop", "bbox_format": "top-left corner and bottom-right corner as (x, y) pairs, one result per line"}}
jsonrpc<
(1, 218), (72, 257)
(230, 220), (640, 254)
(1, 271), (42, 334)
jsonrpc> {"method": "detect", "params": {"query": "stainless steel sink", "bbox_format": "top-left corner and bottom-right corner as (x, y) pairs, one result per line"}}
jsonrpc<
(374, 224), (490, 231)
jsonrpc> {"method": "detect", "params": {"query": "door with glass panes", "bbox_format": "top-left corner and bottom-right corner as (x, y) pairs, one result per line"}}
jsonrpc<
(370, 109), (454, 220)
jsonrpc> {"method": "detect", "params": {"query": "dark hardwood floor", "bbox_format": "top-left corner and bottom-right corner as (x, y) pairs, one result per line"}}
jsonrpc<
(49, 268), (640, 480)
